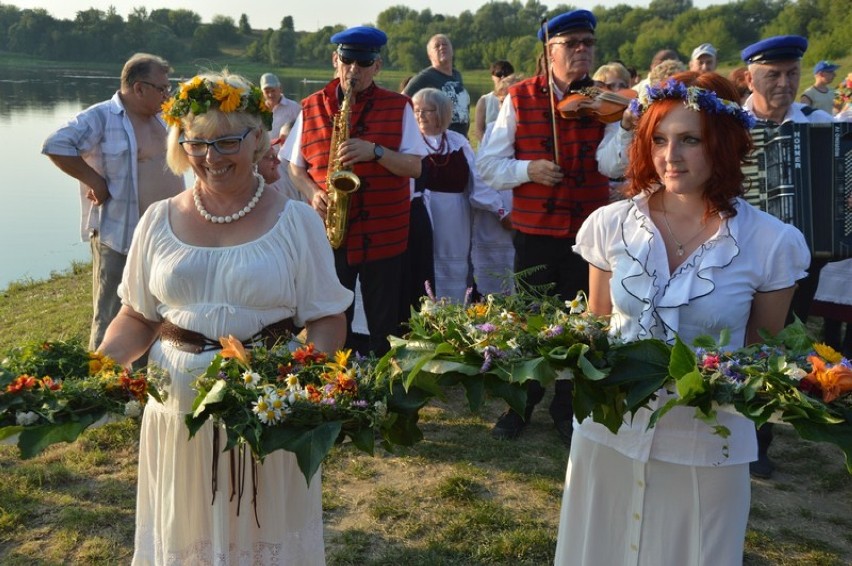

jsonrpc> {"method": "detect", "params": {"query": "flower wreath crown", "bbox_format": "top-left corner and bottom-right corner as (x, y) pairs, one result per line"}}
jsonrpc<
(628, 78), (756, 130)
(162, 75), (273, 130)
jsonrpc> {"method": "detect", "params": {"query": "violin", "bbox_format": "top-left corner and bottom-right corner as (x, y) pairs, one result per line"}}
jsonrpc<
(556, 87), (638, 123)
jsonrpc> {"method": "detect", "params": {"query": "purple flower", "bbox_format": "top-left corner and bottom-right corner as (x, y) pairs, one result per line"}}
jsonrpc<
(321, 397), (336, 405)
(217, 371), (227, 379)
(479, 345), (506, 373)
(464, 287), (473, 306)
(353, 399), (369, 408)
(544, 325), (564, 338)
(476, 323), (497, 333)
(424, 280), (436, 301)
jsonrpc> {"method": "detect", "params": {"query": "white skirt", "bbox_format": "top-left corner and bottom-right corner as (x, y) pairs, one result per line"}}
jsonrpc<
(554, 433), (750, 566)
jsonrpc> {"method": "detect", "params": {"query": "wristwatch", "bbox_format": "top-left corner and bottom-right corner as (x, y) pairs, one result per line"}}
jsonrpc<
(373, 143), (385, 161)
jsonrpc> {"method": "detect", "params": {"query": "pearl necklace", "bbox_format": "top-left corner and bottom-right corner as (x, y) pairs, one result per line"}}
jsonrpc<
(194, 174), (265, 224)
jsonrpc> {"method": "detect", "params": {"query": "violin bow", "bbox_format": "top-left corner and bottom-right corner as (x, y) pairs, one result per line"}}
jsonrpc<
(540, 17), (560, 165)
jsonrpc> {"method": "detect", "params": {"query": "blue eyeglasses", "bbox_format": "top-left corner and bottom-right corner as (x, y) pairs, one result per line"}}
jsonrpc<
(178, 129), (253, 156)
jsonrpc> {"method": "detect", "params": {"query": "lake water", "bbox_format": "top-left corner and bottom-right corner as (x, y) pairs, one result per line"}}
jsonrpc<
(0, 66), (486, 291)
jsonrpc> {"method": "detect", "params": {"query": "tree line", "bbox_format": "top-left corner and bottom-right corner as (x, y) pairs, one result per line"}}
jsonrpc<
(0, 0), (848, 75)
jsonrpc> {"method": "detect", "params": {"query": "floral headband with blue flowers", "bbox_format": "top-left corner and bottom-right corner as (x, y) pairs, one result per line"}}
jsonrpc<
(628, 78), (756, 130)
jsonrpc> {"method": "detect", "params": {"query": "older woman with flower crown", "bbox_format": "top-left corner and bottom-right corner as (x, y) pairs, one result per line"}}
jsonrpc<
(98, 71), (352, 565)
(557, 72), (810, 565)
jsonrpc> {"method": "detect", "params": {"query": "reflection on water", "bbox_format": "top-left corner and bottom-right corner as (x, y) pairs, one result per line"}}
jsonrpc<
(0, 66), (329, 290)
(0, 66), (484, 291)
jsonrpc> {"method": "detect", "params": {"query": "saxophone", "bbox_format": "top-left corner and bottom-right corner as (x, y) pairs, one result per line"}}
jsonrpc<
(324, 81), (361, 249)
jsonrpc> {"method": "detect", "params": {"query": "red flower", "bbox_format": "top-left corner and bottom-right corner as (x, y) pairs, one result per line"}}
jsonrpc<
(40, 376), (62, 391)
(120, 371), (149, 402)
(305, 384), (322, 403)
(702, 355), (720, 370)
(292, 344), (327, 366)
(335, 372), (358, 396)
(6, 375), (38, 393)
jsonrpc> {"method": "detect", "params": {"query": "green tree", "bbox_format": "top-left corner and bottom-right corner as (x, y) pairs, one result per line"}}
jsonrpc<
(191, 24), (221, 57)
(167, 9), (201, 38)
(209, 15), (238, 43)
(269, 29), (296, 66)
(239, 14), (251, 35)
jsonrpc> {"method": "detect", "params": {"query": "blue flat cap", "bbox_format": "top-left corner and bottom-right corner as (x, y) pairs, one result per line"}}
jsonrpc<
(331, 26), (387, 61)
(814, 60), (839, 74)
(538, 10), (596, 41)
(741, 35), (808, 64)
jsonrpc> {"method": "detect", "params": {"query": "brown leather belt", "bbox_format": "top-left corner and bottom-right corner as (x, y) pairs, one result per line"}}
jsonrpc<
(160, 319), (298, 354)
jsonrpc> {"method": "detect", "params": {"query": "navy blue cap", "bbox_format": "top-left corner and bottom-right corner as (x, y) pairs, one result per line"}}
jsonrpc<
(331, 26), (387, 61)
(741, 35), (808, 64)
(537, 10), (596, 41)
(814, 60), (839, 74)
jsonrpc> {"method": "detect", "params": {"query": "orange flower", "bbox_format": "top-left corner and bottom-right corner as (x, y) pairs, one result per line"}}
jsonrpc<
(293, 344), (327, 365)
(219, 335), (251, 365)
(335, 372), (358, 396)
(40, 376), (62, 391)
(6, 375), (38, 393)
(305, 384), (323, 403)
(120, 371), (149, 402)
(803, 355), (852, 403)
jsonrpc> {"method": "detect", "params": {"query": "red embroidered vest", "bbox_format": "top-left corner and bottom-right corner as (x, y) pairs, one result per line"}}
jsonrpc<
(509, 76), (609, 238)
(301, 79), (411, 264)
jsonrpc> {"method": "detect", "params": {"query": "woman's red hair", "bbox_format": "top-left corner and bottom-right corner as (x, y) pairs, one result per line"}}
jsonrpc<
(625, 71), (754, 218)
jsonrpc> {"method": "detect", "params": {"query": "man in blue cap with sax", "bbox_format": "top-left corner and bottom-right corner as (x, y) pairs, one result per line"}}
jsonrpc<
(741, 34), (833, 480)
(284, 26), (428, 355)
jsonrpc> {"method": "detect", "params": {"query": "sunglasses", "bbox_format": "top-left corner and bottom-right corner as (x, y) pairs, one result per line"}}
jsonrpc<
(493, 72), (508, 78)
(339, 56), (376, 68)
(551, 37), (597, 49)
(178, 129), (253, 157)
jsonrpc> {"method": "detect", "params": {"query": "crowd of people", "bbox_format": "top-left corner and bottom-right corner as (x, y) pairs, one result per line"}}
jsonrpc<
(41, 8), (850, 564)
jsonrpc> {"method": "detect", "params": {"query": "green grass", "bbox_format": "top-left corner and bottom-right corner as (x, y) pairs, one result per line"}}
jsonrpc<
(1, 266), (851, 564)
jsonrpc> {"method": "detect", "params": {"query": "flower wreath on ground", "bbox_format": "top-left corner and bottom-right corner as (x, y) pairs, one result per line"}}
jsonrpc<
(379, 276), (852, 471)
(0, 340), (168, 458)
(186, 337), (433, 485)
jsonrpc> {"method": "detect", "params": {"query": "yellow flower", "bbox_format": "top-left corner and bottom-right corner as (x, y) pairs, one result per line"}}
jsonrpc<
(466, 304), (488, 318)
(179, 76), (203, 100)
(213, 81), (243, 112)
(813, 343), (843, 364)
(219, 335), (250, 365)
(88, 351), (116, 375)
(334, 349), (352, 369)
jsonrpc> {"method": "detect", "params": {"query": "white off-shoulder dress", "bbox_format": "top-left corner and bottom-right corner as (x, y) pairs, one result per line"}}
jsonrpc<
(119, 199), (352, 566)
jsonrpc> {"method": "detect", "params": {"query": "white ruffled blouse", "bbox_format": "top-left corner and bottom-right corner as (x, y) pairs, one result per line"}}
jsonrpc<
(572, 193), (810, 466)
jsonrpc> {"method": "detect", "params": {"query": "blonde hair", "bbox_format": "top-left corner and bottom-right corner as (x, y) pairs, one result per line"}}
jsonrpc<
(593, 63), (630, 86)
(165, 71), (270, 174)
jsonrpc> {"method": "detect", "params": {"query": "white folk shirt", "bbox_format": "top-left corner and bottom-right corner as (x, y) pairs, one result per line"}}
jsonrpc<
(572, 193), (810, 466)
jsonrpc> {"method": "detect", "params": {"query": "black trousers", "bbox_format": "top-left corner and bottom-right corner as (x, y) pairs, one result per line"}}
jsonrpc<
(334, 249), (406, 356)
(513, 232), (588, 423)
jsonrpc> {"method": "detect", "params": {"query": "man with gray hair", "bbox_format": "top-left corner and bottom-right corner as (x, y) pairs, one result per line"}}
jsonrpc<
(42, 53), (184, 351)
(260, 72), (301, 139)
(741, 34), (833, 479)
(404, 34), (471, 137)
(689, 43), (717, 73)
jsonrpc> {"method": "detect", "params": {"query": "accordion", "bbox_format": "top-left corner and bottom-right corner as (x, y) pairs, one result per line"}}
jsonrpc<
(743, 121), (852, 258)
